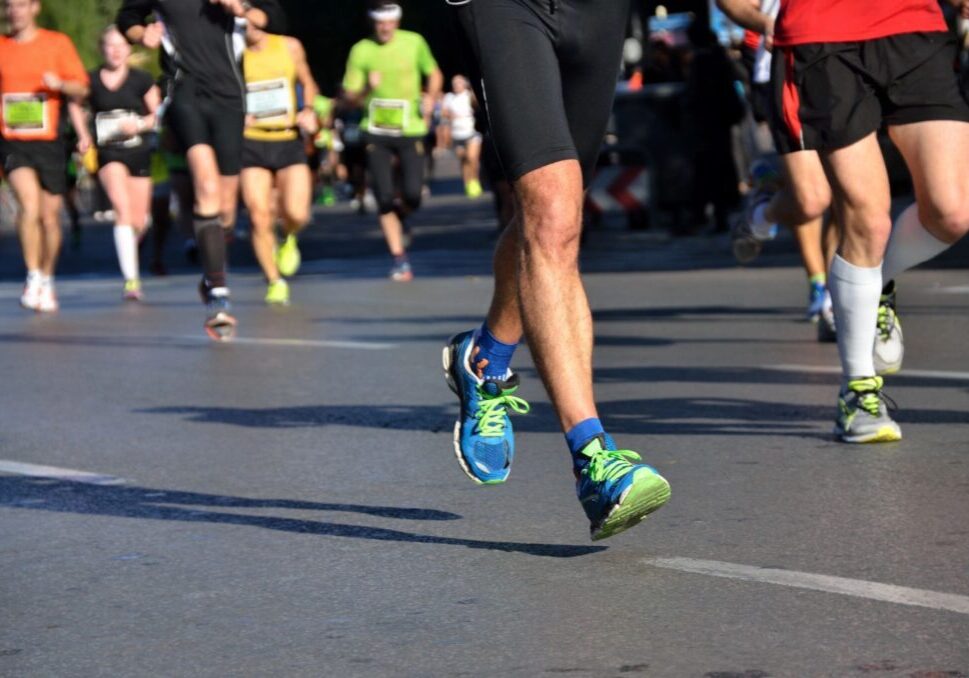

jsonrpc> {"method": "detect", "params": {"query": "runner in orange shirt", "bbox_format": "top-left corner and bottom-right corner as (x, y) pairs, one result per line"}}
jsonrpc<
(0, 0), (91, 312)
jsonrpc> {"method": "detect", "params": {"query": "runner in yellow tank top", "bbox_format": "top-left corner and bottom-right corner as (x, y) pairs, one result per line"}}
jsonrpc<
(240, 23), (320, 306)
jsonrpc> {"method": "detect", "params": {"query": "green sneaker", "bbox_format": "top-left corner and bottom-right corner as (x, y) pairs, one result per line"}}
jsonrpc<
(265, 278), (290, 306)
(466, 179), (483, 199)
(834, 376), (901, 443)
(574, 435), (671, 541)
(276, 234), (302, 278)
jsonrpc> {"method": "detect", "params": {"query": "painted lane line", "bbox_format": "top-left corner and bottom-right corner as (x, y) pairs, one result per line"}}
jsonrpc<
(935, 285), (969, 294)
(174, 335), (396, 350)
(0, 460), (127, 486)
(646, 557), (969, 616)
(767, 364), (969, 383)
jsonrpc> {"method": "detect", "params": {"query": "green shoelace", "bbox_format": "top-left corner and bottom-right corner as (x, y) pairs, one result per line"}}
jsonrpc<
(876, 304), (896, 341)
(474, 389), (530, 437)
(847, 376), (889, 416)
(584, 448), (642, 483)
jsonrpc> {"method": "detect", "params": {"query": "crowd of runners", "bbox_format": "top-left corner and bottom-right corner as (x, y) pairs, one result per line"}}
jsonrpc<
(2, 0), (969, 540)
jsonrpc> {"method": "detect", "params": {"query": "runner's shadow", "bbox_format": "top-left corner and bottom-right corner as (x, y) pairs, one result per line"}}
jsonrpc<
(0, 477), (605, 558)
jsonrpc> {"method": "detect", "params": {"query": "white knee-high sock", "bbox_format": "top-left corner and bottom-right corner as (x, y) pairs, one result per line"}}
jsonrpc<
(881, 203), (951, 283)
(113, 225), (139, 282)
(829, 254), (882, 382)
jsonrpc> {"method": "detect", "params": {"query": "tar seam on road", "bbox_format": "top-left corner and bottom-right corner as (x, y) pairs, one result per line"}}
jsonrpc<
(0, 460), (127, 486)
(766, 364), (969, 382)
(175, 336), (396, 349)
(647, 557), (969, 615)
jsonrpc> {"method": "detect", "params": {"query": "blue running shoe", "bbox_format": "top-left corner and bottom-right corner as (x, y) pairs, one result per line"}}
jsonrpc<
(807, 281), (827, 321)
(443, 330), (530, 485)
(574, 435), (671, 541)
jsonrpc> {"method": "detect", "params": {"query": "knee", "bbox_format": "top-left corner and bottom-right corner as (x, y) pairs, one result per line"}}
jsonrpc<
(918, 200), (969, 243)
(248, 205), (272, 228)
(284, 205), (310, 227)
(17, 203), (40, 225)
(791, 183), (830, 222)
(520, 194), (582, 261)
(402, 189), (421, 212)
(377, 199), (395, 215)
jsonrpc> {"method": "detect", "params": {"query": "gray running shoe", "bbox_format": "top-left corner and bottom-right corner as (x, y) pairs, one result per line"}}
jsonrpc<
(873, 282), (903, 375)
(834, 376), (901, 443)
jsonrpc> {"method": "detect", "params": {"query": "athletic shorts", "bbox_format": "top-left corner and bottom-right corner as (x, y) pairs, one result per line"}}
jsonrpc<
(771, 31), (969, 154)
(452, 132), (482, 149)
(450, 0), (630, 187)
(0, 138), (68, 195)
(165, 77), (244, 176)
(242, 137), (307, 172)
(98, 143), (152, 178)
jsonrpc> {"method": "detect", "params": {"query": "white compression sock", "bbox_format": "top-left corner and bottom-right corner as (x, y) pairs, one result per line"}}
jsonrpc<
(113, 225), (139, 282)
(829, 254), (882, 382)
(881, 203), (951, 283)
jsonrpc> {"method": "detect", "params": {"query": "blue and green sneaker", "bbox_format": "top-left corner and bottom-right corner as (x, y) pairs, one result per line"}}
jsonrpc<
(574, 435), (671, 541)
(443, 330), (530, 485)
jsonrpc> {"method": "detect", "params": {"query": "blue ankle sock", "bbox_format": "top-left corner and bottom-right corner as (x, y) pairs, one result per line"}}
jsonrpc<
(566, 418), (605, 456)
(474, 324), (518, 380)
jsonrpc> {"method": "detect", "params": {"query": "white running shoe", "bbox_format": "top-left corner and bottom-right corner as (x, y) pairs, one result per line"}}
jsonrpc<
(20, 274), (42, 310)
(37, 279), (59, 313)
(873, 282), (903, 375)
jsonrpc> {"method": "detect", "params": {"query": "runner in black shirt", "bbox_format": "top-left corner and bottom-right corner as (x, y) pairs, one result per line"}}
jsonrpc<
(87, 26), (160, 302)
(116, 0), (286, 340)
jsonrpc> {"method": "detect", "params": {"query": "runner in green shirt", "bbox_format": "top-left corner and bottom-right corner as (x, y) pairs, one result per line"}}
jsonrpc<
(342, 2), (443, 281)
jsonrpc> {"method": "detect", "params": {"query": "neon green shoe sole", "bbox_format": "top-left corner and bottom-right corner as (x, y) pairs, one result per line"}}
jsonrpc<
(591, 469), (671, 541)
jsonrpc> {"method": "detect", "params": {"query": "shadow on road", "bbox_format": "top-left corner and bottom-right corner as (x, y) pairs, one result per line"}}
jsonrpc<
(0, 477), (606, 558)
(138, 382), (969, 438)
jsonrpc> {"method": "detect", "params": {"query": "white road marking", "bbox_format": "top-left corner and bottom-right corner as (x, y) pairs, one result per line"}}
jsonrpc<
(647, 557), (969, 616)
(174, 335), (395, 350)
(767, 363), (969, 382)
(0, 460), (127, 486)
(935, 285), (969, 294)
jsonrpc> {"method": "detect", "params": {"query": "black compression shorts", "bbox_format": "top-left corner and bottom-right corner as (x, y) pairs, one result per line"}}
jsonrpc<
(365, 133), (424, 215)
(771, 32), (969, 154)
(451, 0), (630, 187)
(166, 76), (245, 176)
(0, 139), (68, 195)
(98, 143), (152, 178)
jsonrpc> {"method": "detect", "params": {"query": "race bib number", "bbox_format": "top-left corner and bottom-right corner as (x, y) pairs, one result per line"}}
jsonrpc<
(368, 99), (408, 136)
(246, 78), (294, 126)
(2, 93), (48, 134)
(95, 110), (142, 148)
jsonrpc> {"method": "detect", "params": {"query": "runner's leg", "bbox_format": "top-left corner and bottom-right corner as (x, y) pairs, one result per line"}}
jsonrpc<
(38, 190), (63, 277)
(822, 132), (891, 382)
(276, 162), (312, 236)
(882, 120), (969, 281)
(241, 166), (280, 282)
(8, 167), (42, 274)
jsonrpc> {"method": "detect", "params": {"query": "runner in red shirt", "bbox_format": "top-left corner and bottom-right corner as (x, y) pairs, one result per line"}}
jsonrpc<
(772, 0), (969, 442)
(0, 0), (90, 312)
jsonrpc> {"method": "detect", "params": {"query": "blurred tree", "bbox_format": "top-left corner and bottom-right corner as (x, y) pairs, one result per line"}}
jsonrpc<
(37, 0), (122, 67)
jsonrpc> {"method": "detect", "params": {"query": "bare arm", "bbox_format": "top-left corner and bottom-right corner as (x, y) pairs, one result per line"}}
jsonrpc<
(67, 101), (92, 154)
(947, 0), (969, 18)
(288, 38), (320, 134)
(715, 0), (773, 36)
(422, 68), (444, 124)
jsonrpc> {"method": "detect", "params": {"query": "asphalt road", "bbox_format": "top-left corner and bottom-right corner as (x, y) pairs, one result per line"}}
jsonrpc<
(1, 185), (968, 677)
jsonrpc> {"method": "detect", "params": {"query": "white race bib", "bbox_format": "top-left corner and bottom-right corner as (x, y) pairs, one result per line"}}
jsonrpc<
(368, 98), (409, 137)
(2, 93), (49, 135)
(95, 110), (143, 148)
(246, 78), (294, 126)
